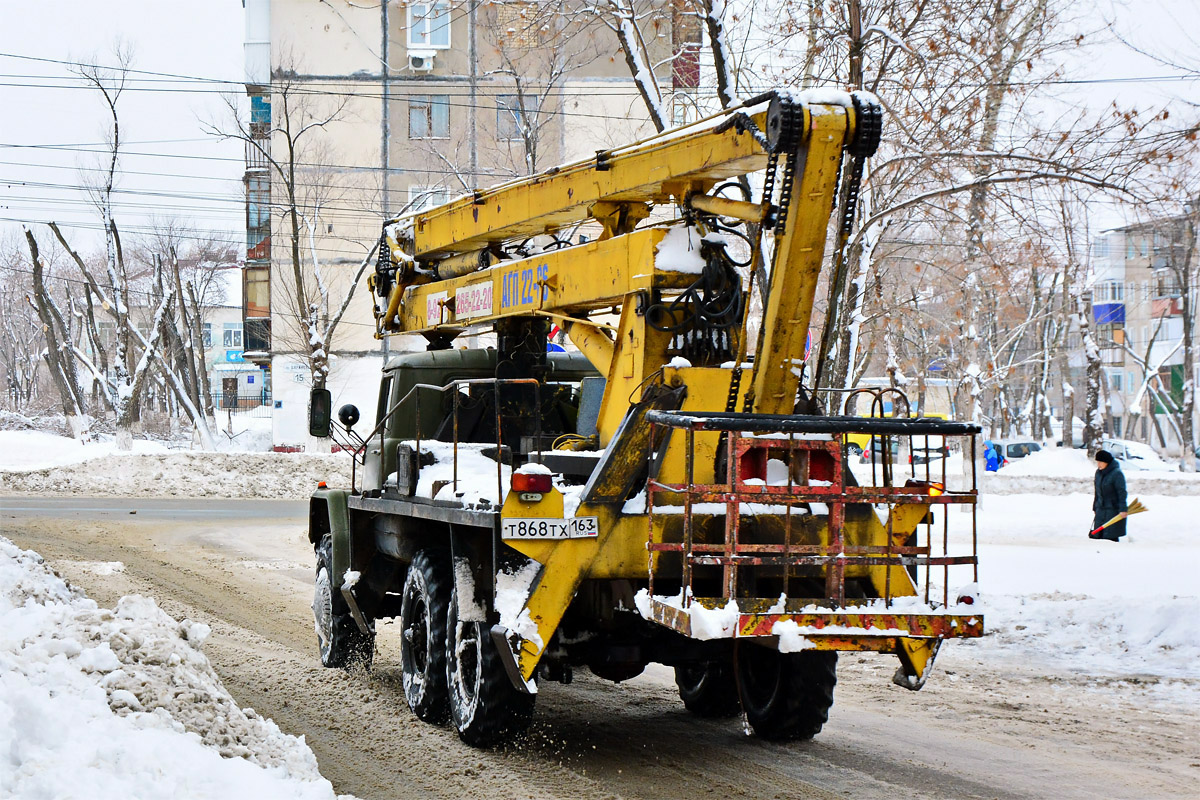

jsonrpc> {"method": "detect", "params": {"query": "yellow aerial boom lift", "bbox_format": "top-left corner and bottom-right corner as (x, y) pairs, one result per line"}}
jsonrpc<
(308, 89), (983, 747)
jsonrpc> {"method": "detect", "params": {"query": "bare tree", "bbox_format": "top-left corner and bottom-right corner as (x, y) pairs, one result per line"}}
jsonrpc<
(23, 228), (91, 439)
(207, 66), (376, 394)
(47, 225), (218, 450)
(482, 5), (604, 176)
(0, 236), (45, 412)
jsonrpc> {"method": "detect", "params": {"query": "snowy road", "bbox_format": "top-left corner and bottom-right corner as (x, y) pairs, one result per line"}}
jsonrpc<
(2, 497), (1196, 800)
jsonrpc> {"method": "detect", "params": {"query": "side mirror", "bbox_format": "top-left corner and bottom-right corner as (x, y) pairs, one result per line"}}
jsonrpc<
(308, 388), (332, 438)
(338, 404), (361, 430)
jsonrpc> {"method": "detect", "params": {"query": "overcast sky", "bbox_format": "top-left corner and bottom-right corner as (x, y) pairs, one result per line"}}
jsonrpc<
(0, 0), (1195, 256)
(0, 1), (245, 254)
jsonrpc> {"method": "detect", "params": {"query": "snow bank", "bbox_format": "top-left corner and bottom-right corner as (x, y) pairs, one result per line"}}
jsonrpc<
(1000, 447), (1095, 477)
(0, 430), (171, 471)
(212, 417), (274, 453)
(0, 536), (341, 800)
(1, 451), (351, 499)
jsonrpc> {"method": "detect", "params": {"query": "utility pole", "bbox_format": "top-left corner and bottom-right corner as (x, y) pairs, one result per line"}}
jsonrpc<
(381, 0), (392, 359)
(469, 0), (478, 185)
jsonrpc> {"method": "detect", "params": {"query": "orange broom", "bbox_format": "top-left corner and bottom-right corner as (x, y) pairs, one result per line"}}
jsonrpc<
(1088, 498), (1148, 537)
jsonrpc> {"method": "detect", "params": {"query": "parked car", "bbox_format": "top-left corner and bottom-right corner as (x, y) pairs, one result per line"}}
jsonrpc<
(1099, 438), (1177, 472)
(860, 436), (950, 465)
(992, 440), (1042, 461)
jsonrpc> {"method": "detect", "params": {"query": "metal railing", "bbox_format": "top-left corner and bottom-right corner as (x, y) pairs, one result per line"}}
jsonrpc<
(210, 391), (272, 418)
(334, 377), (544, 503)
(644, 410), (981, 612)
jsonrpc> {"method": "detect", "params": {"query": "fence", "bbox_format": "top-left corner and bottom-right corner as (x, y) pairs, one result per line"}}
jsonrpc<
(210, 391), (273, 418)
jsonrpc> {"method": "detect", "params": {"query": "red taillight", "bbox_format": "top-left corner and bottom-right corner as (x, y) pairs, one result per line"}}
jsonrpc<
(956, 594), (975, 605)
(512, 472), (553, 493)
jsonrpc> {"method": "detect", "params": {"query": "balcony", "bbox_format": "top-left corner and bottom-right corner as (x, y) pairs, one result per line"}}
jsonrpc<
(243, 319), (271, 361)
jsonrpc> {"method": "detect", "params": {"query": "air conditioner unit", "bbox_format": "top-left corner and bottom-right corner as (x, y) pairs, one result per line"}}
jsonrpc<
(408, 50), (436, 72)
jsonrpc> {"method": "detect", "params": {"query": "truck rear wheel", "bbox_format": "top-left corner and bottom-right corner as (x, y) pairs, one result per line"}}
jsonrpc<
(313, 535), (375, 669)
(445, 591), (535, 747)
(735, 645), (836, 741)
(675, 661), (741, 717)
(400, 550), (451, 723)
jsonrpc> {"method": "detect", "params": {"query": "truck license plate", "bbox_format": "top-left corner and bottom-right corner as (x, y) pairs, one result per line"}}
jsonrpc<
(501, 516), (599, 540)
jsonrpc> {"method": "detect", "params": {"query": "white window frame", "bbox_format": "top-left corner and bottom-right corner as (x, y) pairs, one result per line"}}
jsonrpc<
(223, 323), (243, 349)
(408, 186), (452, 213)
(408, 95), (450, 139)
(407, 2), (451, 50)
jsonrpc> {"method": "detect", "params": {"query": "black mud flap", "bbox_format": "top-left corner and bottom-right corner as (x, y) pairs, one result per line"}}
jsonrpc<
(490, 625), (535, 695)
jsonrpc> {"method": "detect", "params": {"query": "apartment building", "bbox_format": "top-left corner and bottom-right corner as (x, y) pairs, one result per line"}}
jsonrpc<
(241, 0), (679, 449)
(1092, 216), (1197, 447)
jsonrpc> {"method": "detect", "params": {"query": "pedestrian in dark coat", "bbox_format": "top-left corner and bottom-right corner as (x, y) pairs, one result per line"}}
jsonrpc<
(1090, 450), (1128, 541)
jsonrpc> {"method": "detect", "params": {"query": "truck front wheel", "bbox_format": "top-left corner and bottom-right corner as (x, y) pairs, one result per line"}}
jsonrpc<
(400, 549), (451, 723)
(445, 591), (535, 747)
(735, 645), (837, 741)
(313, 535), (375, 669)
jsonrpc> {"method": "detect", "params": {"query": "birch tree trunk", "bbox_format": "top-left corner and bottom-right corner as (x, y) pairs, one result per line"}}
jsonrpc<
(24, 228), (89, 439)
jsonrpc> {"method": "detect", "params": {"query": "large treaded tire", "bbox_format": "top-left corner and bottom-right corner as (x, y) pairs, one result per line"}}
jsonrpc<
(675, 661), (741, 718)
(736, 645), (837, 741)
(400, 550), (451, 723)
(313, 535), (375, 669)
(445, 590), (535, 747)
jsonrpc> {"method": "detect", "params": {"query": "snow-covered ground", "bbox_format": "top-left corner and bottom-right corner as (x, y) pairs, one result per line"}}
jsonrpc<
(966, 492), (1199, 700)
(0, 428), (350, 499)
(0, 536), (346, 800)
(0, 430), (173, 471)
(0, 417), (275, 473)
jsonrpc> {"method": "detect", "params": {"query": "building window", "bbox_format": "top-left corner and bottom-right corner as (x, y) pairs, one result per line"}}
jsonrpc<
(408, 95), (450, 139)
(223, 323), (243, 349)
(1095, 280), (1124, 303)
(97, 321), (116, 351)
(202, 323), (212, 349)
(1106, 370), (1123, 392)
(244, 265), (270, 318)
(407, 2), (451, 49)
(1154, 269), (1181, 298)
(247, 173), (270, 229)
(497, 94), (537, 140)
(244, 318), (270, 354)
(408, 186), (452, 212)
(1097, 323), (1125, 346)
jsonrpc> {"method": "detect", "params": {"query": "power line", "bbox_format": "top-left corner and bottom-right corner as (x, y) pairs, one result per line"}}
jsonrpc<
(3, 215), (378, 262)
(0, 140), (524, 180)
(1, 48), (1195, 97)
(0, 258), (382, 332)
